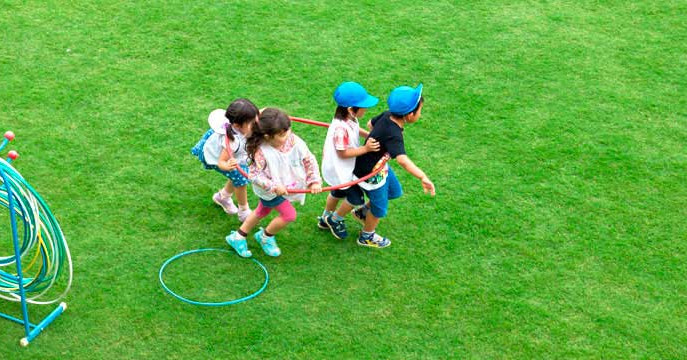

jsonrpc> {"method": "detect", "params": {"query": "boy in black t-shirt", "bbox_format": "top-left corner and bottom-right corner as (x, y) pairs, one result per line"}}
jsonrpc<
(352, 84), (436, 248)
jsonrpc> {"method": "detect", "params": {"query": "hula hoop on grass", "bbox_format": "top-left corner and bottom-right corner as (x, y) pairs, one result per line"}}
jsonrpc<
(158, 248), (269, 306)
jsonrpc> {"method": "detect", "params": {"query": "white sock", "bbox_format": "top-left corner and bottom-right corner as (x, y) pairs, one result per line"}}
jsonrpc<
(220, 188), (232, 198)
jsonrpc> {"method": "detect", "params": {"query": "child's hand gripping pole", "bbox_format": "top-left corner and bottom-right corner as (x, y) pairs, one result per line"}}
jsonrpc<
(284, 154), (390, 194)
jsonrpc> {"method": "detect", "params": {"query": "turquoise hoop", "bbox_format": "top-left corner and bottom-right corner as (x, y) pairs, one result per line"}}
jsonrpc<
(159, 248), (269, 306)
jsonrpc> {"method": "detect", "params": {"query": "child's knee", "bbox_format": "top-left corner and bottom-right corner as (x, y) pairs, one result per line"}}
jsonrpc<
(234, 184), (248, 192)
(280, 212), (297, 223)
(275, 201), (297, 222)
(255, 211), (269, 219)
(254, 207), (271, 219)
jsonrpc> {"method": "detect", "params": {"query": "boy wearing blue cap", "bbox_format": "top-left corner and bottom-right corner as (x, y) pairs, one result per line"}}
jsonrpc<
(352, 84), (436, 248)
(319, 82), (380, 239)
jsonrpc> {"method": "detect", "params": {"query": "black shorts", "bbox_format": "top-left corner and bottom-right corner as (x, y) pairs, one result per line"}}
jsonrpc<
(330, 185), (364, 206)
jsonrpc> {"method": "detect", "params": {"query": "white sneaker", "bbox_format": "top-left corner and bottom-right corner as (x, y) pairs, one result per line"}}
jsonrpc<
(213, 192), (238, 214)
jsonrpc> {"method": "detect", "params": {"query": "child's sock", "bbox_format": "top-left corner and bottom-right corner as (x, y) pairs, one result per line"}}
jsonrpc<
(264, 230), (275, 238)
(322, 209), (333, 218)
(239, 204), (250, 211)
(332, 213), (344, 222)
(237, 229), (248, 238)
(220, 188), (232, 198)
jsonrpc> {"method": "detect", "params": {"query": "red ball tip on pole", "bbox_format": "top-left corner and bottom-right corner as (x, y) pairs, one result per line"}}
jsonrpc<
(8, 150), (19, 160)
(4, 131), (15, 141)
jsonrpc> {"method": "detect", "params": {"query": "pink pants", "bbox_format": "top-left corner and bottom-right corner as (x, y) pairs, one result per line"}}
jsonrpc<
(255, 199), (297, 223)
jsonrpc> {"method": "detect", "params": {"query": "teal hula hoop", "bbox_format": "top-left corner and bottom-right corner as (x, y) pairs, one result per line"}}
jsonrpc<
(159, 248), (268, 306)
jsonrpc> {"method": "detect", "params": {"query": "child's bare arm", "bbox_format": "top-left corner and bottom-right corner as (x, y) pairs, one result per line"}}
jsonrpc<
(395, 154), (436, 196)
(336, 138), (379, 159)
(217, 148), (238, 171)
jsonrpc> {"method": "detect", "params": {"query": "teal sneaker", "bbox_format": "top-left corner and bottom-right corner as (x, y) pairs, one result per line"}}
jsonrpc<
(226, 231), (252, 258)
(255, 228), (281, 257)
(357, 232), (391, 249)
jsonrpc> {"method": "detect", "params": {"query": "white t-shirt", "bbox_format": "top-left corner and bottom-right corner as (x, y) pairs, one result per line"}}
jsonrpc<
(202, 128), (248, 166)
(321, 118), (360, 187)
(252, 135), (311, 205)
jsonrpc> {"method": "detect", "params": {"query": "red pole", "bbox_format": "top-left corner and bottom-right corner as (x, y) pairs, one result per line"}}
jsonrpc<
(289, 116), (330, 128)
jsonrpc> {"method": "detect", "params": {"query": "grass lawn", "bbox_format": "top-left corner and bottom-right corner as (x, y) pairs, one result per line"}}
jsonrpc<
(1, 0), (686, 358)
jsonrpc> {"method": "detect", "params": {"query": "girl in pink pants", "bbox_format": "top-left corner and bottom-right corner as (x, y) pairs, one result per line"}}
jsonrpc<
(225, 108), (322, 257)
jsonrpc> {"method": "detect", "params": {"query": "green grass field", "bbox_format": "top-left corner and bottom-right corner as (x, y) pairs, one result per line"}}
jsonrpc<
(1, 0), (686, 358)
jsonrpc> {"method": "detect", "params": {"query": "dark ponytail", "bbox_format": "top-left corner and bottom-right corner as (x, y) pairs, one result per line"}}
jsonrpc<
(245, 108), (291, 162)
(224, 98), (259, 142)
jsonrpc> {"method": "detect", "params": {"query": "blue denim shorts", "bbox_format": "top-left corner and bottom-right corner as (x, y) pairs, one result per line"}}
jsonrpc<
(360, 167), (403, 218)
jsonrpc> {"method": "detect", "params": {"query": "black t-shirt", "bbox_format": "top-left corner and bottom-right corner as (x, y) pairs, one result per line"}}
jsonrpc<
(353, 111), (405, 177)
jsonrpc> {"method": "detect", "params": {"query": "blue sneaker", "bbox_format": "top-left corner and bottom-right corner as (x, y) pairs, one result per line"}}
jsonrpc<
(357, 232), (391, 249)
(255, 228), (281, 257)
(317, 216), (329, 230)
(226, 231), (252, 258)
(324, 214), (348, 240)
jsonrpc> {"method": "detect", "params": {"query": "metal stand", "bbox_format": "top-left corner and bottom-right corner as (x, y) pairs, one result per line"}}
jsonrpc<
(0, 142), (67, 346)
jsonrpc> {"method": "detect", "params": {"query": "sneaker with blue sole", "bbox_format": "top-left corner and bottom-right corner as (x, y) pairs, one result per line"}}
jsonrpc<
(225, 231), (252, 258)
(255, 228), (281, 257)
(357, 232), (391, 249)
(324, 214), (348, 240)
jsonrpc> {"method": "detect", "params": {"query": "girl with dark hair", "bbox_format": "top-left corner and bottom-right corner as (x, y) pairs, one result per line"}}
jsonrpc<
(225, 108), (322, 257)
(191, 98), (259, 222)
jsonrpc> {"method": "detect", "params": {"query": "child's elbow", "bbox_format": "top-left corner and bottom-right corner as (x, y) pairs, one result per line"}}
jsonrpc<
(336, 150), (351, 159)
(396, 154), (410, 166)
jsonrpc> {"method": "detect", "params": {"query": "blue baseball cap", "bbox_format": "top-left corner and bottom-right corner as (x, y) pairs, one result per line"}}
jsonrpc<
(387, 83), (423, 116)
(333, 82), (379, 108)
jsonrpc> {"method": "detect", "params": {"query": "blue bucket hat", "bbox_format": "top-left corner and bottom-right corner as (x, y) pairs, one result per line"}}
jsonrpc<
(387, 83), (423, 116)
(333, 82), (379, 108)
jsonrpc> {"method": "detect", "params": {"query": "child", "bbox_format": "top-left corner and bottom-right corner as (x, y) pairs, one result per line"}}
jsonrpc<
(352, 84), (436, 248)
(225, 108), (322, 257)
(190, 98), (258, 222)
(318, 81), (380, 239)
